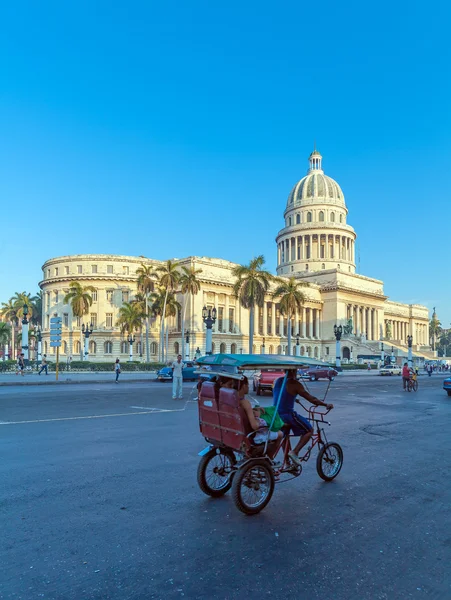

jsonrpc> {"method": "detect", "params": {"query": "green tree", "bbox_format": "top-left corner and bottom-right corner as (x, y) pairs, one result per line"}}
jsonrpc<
(31, 291), (43, 326)
(116, 302), (144, 335)
(1, 299), (18, 359)
(272, 277), (309, 355)
(12, 292), (36, 320)
(232, 255), (273, 354)
(136, 264), (157, 362)
(429, 309), (441, 351)
(0, 322), (11, 361)
(179, 265), (202, 358)
(156, 260), (180, 361)
(63, 282), (96, 359)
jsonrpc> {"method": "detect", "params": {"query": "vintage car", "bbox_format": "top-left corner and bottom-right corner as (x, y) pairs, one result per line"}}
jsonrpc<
(443, 377), (451, 396)
(379, 364), (402, 376)
(299, 365), (339, 381)
(156, 361), (198, 382)
(252, 369), (285, 395)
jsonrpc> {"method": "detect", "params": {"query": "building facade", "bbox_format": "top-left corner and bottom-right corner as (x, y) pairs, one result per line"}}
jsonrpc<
(39, 150), (431, 363)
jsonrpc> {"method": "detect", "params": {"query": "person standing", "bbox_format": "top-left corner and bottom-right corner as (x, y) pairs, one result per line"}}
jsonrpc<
(66, 355), (72, 371)
(38, 354), (48, 375)
(171, 354), (185, 399)
(16, 353), (25, 377)
(402, 362), (411, 391)
(114, 358), (121, 383)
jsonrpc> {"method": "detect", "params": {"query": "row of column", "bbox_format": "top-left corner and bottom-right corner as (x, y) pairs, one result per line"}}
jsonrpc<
(278, 234), (355, 265)
(384, 319), (427, 345)
(257, 304), (321, 339)
(346, 305), (378, 341)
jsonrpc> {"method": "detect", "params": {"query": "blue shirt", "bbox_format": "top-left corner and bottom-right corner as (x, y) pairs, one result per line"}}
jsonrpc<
(273, 376), (297, 414)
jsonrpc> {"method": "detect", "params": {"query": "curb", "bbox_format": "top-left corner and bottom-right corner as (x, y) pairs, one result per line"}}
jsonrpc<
(0, 378), (157, 387)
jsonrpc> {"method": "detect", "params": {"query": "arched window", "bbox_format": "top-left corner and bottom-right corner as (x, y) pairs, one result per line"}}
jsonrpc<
(306, 346), (311, 356)
(288, 217), (292, 226)
(293, 345), (296, 355)
(260, 345), (265, 354)
(231, 343), (237, 354)
(211, 342), (215, 354)
(300, 346), (305, 356)
(63, 341), (68, 354)
(307, 212), (312, 223)
(151, 342), (157, 355)
(220, 343), (226, 354)
(89, 340), (96, 354)
(296, 214), (300, 224)
(339, 214), (343, 223)
(319, 211), (324, 222)
(269, 345), (274, 354)
(75, 341), (80, 354)
(120, 341), (128, 353)
(314, 347), (318, 358)
(174, 341), (179, 355)
(322, 263), (325, 269)
(252, 344), (256, 354)
(137, 341), (142, 355)
(342, 347), (350, 360)
(104, 341), (113, 354)
(277, 345), (282, 355)
(331, 212), (335, 222)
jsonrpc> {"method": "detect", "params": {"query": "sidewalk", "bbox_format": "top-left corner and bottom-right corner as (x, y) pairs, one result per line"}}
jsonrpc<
(0, 371), (158, 386)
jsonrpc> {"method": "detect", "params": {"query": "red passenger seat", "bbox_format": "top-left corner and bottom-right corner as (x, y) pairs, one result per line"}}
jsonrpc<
(198, 381), (221, 442)
(218, 388), (252, 450)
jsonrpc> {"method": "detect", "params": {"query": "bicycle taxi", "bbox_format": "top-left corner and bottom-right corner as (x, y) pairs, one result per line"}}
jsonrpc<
(196, 354), (343, 515)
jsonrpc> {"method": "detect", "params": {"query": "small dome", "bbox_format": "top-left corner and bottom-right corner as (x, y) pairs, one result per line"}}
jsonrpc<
(287, 151), (345, 208)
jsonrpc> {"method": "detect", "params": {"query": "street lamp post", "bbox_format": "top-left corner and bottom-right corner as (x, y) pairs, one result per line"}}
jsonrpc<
(21, 304), (29, 366)
(380, 341), (385, 365)
(262, 336), (266, 355)
(185, 330), (190, 361)
(334, 325), (342, 369)
(350, 345), (354, 362)
(128, 333), (136, 362)
(391, 346), (395, 363)
(407, 335), (413, 367)
(202, 306), (217, 355)
(81, 323), (94, 361)
(195, 347), (201, 362)
(36, 326), (42, 369)
(296, 333), (301, 356)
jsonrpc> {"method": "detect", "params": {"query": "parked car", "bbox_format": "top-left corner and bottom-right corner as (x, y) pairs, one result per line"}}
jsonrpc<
(443, 377), (451, 396)
(156, 361), (197, 382)
(298, 365), (338, 381)
(252, 369), (285, 395)
(379, 364), (402, 376)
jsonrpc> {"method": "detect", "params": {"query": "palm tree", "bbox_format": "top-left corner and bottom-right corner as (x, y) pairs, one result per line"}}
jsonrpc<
(272, 277), (309, 355)
(429, 309), (441, 351)
(1, 298), (18, 360)
(12, 292), (35, 320)
(232, 255), (273, 354)
(31, 291), (43, 326)
(63, 282), (96, 359)
(116, 302), (144, 335)
(163, 292), (182, 360)
(136, 264), (157, 362)
(156, 260), (180, 361)
(179, 265), (202, 358)
(0, 322), (11, 361)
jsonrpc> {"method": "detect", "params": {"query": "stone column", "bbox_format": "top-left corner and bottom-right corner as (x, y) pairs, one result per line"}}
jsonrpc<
(301, 308), (306, 338)
(225, 294), (230, 334)
(279, 313), (284, 338)
(317, 310), (321, 340)
(263, 301), (268, 336)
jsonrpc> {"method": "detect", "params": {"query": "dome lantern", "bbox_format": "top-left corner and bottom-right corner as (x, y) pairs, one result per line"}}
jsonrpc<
(309, 146), (323, 172)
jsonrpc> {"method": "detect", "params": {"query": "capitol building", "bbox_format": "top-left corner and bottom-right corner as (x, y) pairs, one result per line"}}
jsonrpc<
(39, 150), (431, 363)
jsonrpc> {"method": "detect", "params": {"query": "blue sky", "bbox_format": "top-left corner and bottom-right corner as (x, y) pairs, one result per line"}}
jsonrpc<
(1, 0), (450, 326)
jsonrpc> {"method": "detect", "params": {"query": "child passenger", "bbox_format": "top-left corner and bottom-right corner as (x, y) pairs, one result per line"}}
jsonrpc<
(237, 376), (283, 445)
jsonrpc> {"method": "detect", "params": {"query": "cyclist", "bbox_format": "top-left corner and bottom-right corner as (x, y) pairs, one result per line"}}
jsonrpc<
(273, 369), (333, 466)
(402, 363), (410, 390)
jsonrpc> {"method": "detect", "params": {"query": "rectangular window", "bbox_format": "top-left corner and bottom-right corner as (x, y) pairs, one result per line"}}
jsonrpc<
(46, 315), (49, 328)
(65, 266), (69, 275)
(122, 291), (129, 303)
(107, 265), (113, 274)
(276, 306), (280, 335)
(326, 347), (329, 355)
(258, 306), (263, 335)
(92, 290), (98, 302)
(90, 313), (97, 327)
(55, 267), (59, 276)
(218, 307), (224, 332)
(77, 265), (82, 274)
(123, 266), (129, 275)
(91, 265), (98, 274)
(47, 269), (50, 278)
(229, 308), (234, 332)
(106, 313), (113, 328)
(106, 290), (113, 302)
(63, 313), (69, 327)
(267, 303), (272, 335)
(54, 291), (58, 303)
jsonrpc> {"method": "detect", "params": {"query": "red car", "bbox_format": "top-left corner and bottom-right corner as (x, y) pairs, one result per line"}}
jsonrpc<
(299, 366), (338, 381)
(252, 369), (285, 395)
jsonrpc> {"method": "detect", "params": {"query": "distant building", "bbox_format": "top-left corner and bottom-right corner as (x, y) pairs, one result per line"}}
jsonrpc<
(39, 150), (431, 362)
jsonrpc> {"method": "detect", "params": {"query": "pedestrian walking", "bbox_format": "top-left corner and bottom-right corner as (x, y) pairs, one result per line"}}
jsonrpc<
(114, 358), (121, 383)
(66, 355), (72, 371)
(16, 353), (25, 376)
(172, 354), (185, 399)
(38, 354), (48, 375)
(402, 362), (410, 391)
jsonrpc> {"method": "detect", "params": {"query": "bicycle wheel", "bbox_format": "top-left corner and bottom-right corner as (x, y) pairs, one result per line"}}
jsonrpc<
(413, 380), (418, 392)
(232, 459), (275, 515)
(197, 449), (236, 497)
(316, 442), (343, 481)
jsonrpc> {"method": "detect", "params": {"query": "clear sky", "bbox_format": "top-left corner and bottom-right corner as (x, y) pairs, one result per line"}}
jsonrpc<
(1, 1), (450, 326)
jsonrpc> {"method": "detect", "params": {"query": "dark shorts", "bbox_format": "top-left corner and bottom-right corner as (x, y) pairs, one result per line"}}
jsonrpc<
(280, 411), (313, 437)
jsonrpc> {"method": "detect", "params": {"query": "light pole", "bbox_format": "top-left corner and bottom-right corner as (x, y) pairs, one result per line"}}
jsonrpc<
(128, 333), (136, 362)
(391, 346), (395, 363)
(350, 345), (354, 363)
(195, 347), (201, 362)
(36, 326), (42, 368)
(81, 323), (93, 361)
(334, 324), (342, 369)
(21, 304), (29, 366)
(296, 333), (300, 356)
(185, 330), (190, 361)
(407, 335), (413, 367)
(380, 341), (385, 365)
(202, 306), (217, 355)
(262, 336), (266, 355)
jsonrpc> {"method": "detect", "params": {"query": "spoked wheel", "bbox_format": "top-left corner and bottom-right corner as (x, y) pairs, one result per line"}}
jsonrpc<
(407, 380), (413, 392)
(197, 449), (236, 497)
(316, 442), (343, 481)
(412, 380), (418, 392)
(232, 459), (275, 515)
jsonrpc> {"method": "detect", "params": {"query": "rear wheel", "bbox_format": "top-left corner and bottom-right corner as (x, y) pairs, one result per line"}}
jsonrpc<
(310, 375), (315, 382)
(316, 442), (343, 481)
(256, 385), (261, 396)
(232, 459), (275, 515)
(407, 380), (412, 392)
(197, 449), (236, 497)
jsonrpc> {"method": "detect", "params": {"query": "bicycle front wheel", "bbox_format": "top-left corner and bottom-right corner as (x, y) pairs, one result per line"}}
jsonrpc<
(317, 442), (343, 481)
(412, 380), (418, 392)
(407, 380), (412, 392)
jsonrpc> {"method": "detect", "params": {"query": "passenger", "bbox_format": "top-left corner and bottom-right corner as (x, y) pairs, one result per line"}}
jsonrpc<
(237, 376), (283, 445)
(273, 369), (333, 466)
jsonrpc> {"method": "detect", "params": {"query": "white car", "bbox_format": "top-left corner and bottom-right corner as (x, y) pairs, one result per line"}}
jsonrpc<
(379, 364), (402, 376)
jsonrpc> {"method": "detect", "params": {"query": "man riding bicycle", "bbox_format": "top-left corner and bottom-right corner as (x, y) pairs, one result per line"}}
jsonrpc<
(273, 369), (333, 467)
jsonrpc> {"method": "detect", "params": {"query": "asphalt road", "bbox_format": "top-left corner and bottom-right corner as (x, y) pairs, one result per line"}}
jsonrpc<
(1, 375), (450, 600)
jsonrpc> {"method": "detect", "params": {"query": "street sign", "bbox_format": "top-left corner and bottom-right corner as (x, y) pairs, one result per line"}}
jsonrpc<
(50, 342), (61, 347)
(50, 337), (61, 342)
(50, 317), (62, 323)
(50, 329), (62, 334)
